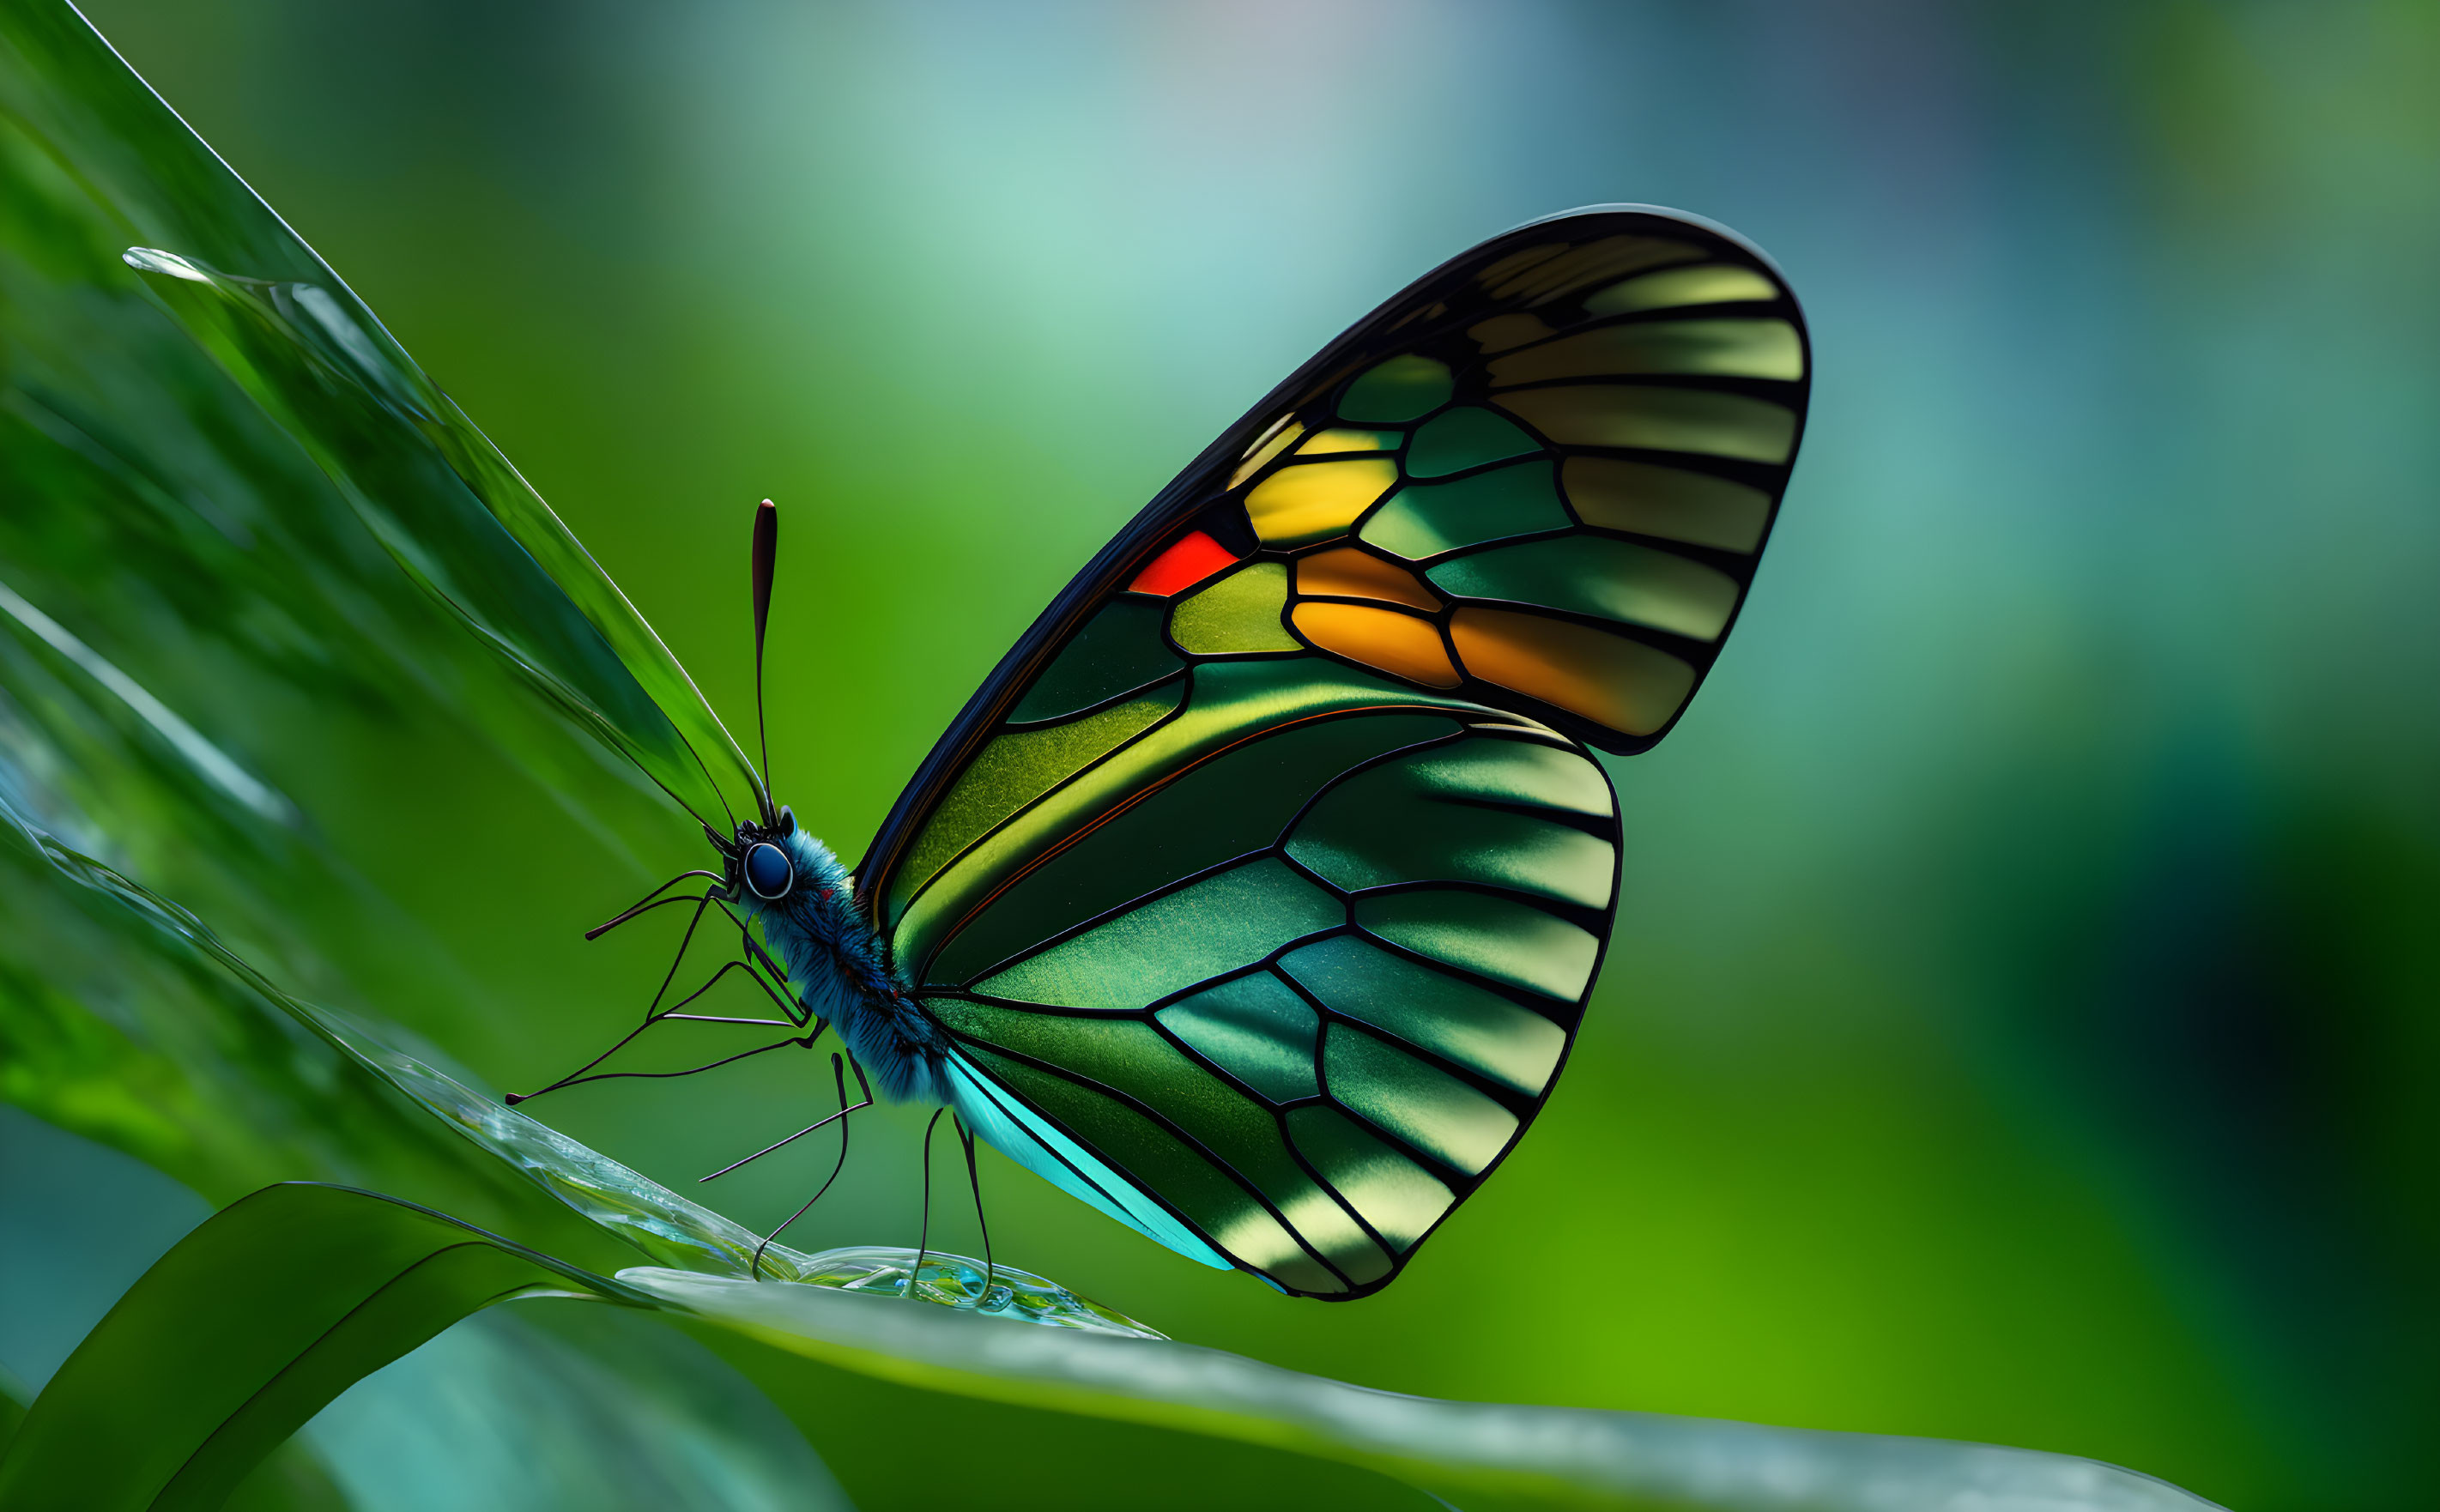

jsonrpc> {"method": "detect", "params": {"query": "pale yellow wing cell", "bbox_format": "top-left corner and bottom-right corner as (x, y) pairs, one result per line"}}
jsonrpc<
(1244, 458), (1400, 547)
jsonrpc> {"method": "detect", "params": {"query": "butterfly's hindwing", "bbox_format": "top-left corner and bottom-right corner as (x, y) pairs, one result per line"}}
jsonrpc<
(860, 206), (1806, 1297)
(916, 692), (1618, 1297)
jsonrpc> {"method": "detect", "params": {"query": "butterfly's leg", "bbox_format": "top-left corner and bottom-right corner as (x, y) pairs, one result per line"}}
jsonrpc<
(624, 902), (816, 1051)
(624, 887), (799, 1034)
(507, 953), (807, 1105)
(512, 969), (825, 1104)
(909, 1106), (951, 1303)
(700, 1043), (880, 1185)
(584, 870), (728, 941)
(954, 1115), (995, 1306)
(641, 892), (740, 1018)
(748, 1053), (865, 1280)
(658, 955), (802, 1027)
(510, 889), (729, 1102)
(511, 1025), (822, 1101)
(709, 898), (805, 1024)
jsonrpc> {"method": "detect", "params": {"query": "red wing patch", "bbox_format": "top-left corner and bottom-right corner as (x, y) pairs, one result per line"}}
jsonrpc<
(1126, 529), (1238, 597)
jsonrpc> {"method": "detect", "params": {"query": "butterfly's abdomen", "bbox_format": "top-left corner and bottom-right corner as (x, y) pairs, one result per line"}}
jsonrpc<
(753, 830), (947, 1104)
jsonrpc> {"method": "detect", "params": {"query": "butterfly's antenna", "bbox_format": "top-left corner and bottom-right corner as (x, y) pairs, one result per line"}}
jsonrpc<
(749, 499), (779, 828)
(910, 1107), (948, 1303)
(955, 1115), (995, 1307)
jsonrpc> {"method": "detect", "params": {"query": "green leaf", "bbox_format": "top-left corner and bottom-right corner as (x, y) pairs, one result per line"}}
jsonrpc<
(1, 1180), (2226, 1512)
(0, 0), (722, 1245)
(0, 1370), (25, 1462)
(303, 1304), (851, 1512)
(0, 0), (761, 836)
(0, 1183), (643, 1512)
(631, 1267), (2229, 1512)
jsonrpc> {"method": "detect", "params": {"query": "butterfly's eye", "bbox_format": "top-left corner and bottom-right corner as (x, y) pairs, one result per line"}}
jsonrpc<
(744, 841), (794, 900)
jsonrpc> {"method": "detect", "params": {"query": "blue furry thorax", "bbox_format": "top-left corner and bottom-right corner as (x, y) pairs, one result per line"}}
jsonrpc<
(732, 826), (946, 1105)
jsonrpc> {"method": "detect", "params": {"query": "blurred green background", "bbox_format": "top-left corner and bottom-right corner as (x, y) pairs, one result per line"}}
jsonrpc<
(12, 1), (2438, 1506)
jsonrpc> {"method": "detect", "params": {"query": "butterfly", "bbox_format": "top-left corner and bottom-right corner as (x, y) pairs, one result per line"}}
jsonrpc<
(520, 204), (1810, 1300)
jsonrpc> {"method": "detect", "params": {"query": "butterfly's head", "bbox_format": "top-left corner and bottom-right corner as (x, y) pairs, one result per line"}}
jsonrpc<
(717, 805), (801, 906)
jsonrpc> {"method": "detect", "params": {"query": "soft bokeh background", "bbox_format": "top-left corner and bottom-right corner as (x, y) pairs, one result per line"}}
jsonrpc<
(32, 1), (2440, 1505)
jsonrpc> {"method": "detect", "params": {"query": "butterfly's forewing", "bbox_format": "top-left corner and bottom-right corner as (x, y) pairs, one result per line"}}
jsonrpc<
(860, 207), (1808, 1297)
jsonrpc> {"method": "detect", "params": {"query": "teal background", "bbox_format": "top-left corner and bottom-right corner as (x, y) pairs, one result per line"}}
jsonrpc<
(25, 2), (2440, 1505)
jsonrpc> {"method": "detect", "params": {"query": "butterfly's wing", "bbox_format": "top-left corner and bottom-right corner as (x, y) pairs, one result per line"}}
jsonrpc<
(860, 205), (1809, 1297)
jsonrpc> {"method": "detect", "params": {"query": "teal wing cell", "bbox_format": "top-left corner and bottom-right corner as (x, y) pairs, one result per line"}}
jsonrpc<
(862, 205), (1807, 1297)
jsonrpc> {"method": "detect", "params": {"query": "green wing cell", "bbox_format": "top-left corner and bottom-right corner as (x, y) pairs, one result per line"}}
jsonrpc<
(854, 205), (1809, 1297)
